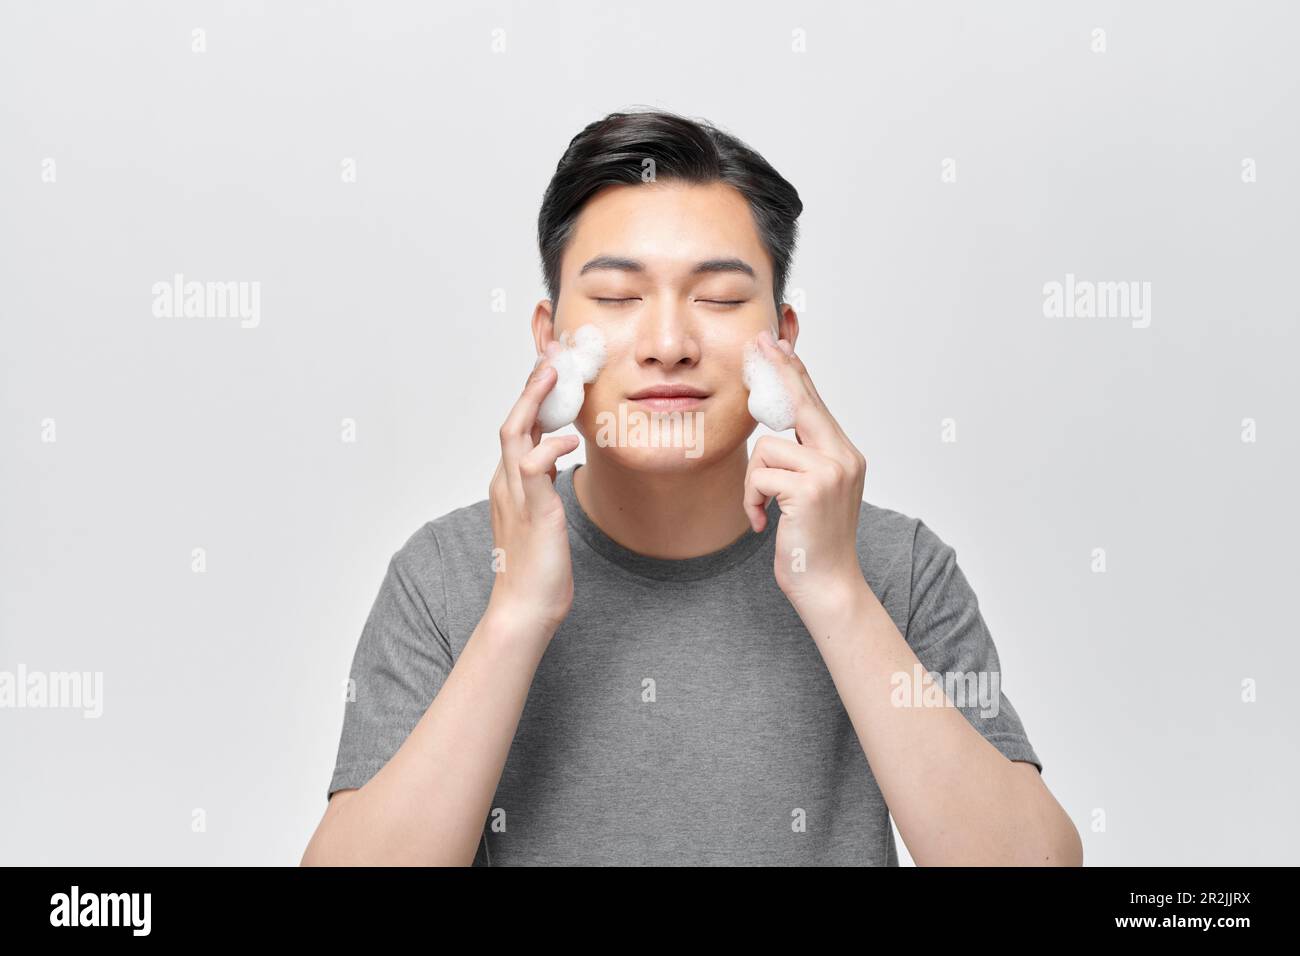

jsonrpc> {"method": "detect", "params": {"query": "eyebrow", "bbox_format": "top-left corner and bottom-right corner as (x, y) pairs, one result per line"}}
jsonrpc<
(578, 255), (756, 279)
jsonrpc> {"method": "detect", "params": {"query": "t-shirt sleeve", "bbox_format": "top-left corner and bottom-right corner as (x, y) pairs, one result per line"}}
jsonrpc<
(904, 520), (1043, 773)
(327, 523), (455, 799)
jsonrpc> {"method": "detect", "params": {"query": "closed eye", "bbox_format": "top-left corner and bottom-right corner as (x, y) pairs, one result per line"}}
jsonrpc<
(594, 297), (746, 306)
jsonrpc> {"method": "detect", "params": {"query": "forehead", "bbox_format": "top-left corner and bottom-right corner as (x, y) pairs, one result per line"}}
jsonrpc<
(563, 180), (769, 281)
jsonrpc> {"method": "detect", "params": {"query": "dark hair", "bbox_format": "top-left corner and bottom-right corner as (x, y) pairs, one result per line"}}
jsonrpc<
(537, 108), (803, 316)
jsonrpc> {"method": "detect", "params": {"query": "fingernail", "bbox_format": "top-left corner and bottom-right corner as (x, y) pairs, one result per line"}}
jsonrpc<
(758, 329), (775, 347)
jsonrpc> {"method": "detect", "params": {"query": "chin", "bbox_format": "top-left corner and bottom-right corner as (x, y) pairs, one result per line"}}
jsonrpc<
(593, 445), (710, 472)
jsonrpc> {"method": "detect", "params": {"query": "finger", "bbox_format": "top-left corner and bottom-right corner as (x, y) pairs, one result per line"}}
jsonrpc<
(519, 434), (581, 517)
(782, 346), (849, 448)
(757, 331), (852, 456)
(749, 434), (821, 473)
(744, 436), (820, 529)
(744, 466), (799, 531)
(500, 361), (559, 505)
(531, 417), (565, 485)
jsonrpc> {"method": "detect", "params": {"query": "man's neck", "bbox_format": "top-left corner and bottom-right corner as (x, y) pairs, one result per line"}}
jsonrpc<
(572, 448), (756, 560)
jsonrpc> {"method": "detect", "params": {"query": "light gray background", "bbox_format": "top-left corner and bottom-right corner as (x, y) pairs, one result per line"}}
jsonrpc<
(2, 0), (1296, 865)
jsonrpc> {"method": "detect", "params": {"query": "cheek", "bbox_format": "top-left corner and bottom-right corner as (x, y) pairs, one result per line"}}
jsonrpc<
(710, 390), (754, 431)
(584, 375), (616, 411)
(572, 376), (612, 436)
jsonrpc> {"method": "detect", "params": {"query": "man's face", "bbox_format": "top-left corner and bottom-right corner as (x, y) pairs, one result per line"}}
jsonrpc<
(538, 179), (797, 471)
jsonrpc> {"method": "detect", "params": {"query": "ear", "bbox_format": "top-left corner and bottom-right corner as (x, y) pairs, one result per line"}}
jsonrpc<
(777, 303), (800, 352)
(532, 302), (558, 362)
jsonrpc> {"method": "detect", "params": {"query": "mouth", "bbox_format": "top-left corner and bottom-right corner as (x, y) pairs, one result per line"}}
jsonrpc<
(630, 396), (708, 411)
(626, 384), (711, 412)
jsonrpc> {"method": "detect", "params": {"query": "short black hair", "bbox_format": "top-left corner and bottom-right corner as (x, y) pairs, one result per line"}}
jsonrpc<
(537, 108), (803, 317)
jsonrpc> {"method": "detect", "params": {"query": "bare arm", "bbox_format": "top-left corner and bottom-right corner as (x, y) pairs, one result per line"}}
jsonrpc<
(302, 357), (580, 866)
(801, 578), (1083, 867)
(740, 334), (1080, 866)
(300, 603), (552, 866)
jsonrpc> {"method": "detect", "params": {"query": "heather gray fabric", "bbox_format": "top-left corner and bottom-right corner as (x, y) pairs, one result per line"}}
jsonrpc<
(327, 462), (1041, 865)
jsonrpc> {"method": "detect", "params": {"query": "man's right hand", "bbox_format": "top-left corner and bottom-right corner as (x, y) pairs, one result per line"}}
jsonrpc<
(486, 358), (580, 635)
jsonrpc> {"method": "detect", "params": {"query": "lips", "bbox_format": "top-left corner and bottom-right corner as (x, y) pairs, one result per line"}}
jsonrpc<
(626, 385), (710, 400)
(631, 396), (707, 412)
(626, 384), (711, 411)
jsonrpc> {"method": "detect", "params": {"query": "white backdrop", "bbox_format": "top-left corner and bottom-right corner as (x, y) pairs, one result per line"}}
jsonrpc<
(1, 0), (1296, 865)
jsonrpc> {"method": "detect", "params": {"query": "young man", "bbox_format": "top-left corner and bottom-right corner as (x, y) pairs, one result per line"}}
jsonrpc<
(301, 109), (1082, 866)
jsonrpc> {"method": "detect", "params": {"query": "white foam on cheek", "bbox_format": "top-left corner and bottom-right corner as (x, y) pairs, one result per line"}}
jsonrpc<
(537, 324), (608, 432)
(742, 340), (795, 431)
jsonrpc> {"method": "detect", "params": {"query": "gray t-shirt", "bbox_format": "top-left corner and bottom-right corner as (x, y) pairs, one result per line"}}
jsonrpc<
(328, 462), (1041, 865)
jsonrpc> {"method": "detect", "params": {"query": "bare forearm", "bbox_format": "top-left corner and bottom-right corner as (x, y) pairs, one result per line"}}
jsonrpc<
(797, 580), (1082, 866)
(301, 603), (551, 866)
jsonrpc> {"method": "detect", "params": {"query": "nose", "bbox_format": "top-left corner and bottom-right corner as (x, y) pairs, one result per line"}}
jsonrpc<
(633, 300), (700, 370)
